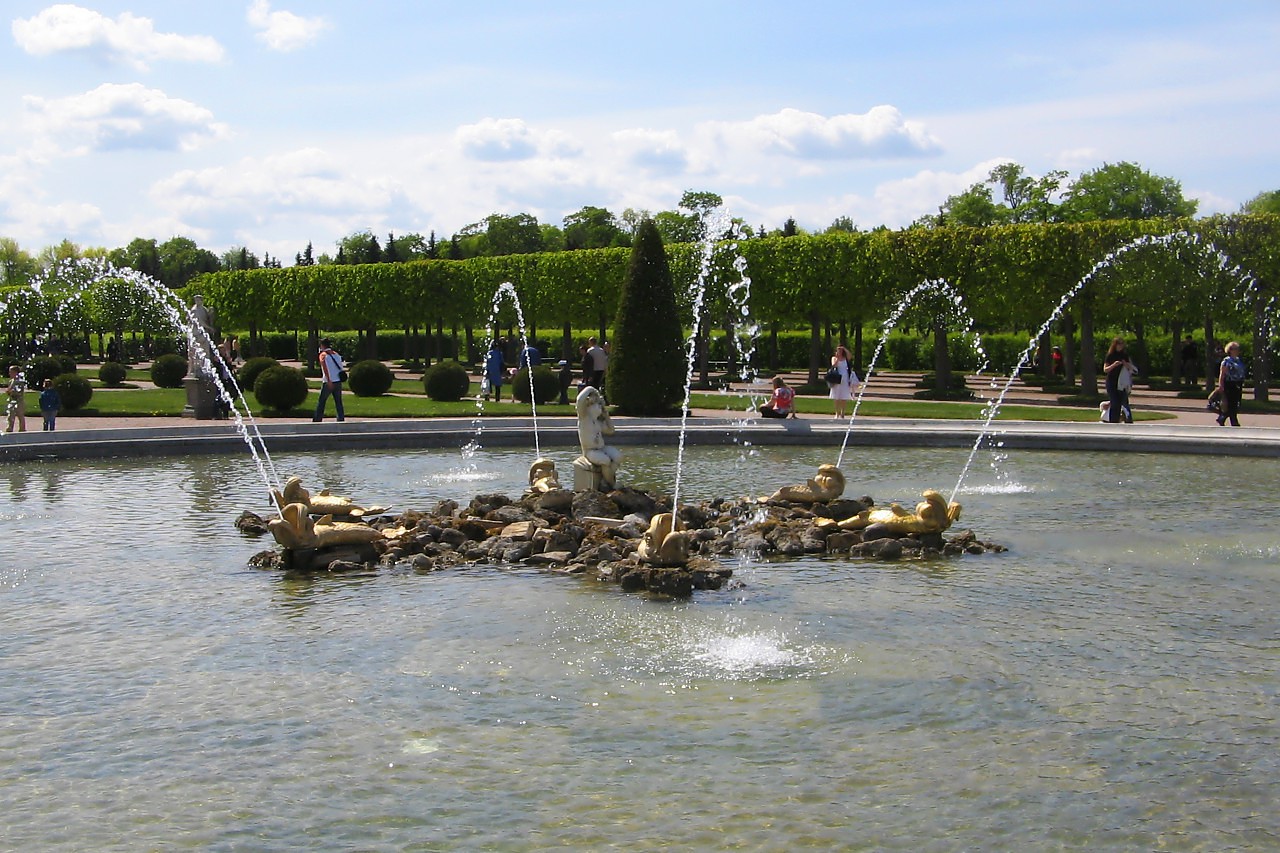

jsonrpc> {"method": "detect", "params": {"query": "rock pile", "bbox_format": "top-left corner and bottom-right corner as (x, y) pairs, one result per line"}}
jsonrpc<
(243, 487), (1004, 597)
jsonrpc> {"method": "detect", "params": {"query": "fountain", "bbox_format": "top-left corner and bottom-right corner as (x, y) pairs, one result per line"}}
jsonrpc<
(4, 233), (1280, 847)
(950, 231), (1270, 501)
(1, 257), (283, 499)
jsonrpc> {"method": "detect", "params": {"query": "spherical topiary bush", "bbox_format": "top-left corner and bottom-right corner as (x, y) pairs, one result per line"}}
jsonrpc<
(348, 359), (394, 397)
(52, 373), (93, 411)
(253, 365), (309, 414)
(236, 356), (280, 391)
(25, 356), (67, 387)
(98, 361), (128, 387)
(150, 353), (188, 388)
(422, 361), (471, 402)
(511, 366), (559, 405)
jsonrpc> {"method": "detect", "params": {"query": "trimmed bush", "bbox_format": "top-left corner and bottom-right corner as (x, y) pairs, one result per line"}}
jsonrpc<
(150, 353), (188, 388)
(422, 360), (471, 401)
(52, 373), (93, 411)
(237, 356), (280, 392)
(98, 361), (128, 387)
(511, 366), (559, 405)
(253, 365), (309, 413)
(24, 356), (70, 387)
(348, 359), (394, 397)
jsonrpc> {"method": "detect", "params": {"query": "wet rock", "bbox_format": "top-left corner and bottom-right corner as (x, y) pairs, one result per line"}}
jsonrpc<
(572, 490), (621, 520)
(490, 504), (534, 524)
(610, 487), (658, 517)
(438, 526), (470, 548)
(861, 522), (900, 541)
(825, 531), (862, 552)
(528, 550), (572, 566)
(469, 494), (512, 515)
(854, 538), (903, 560)
(536, 489), (574, 512)
(235, 511), (270, 536)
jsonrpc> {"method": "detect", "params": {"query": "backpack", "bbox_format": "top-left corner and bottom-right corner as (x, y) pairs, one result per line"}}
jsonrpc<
(1225, 357), (1247, 383)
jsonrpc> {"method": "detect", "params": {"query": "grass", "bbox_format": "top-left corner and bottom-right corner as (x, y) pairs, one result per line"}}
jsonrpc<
(33, 381), (1184, 422)
(686, 392), (1175, 422)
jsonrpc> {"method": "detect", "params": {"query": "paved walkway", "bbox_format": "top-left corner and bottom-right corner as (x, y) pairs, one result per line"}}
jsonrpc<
(4, 371), (1278, 461)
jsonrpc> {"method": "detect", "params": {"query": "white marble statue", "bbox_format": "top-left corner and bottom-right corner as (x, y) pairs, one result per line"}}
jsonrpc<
(574, 386), (620, 490)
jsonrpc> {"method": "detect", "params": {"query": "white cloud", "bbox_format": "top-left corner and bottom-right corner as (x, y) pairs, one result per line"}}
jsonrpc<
(246, 0), (328, 52)
(455, 118), (580, 162)
(711, 106), (943, 161)
(23, 83), (230, 155)
(611, 129), (688, 174)
(11, 4), (223, 70)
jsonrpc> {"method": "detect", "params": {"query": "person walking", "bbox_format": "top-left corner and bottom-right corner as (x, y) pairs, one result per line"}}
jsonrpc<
(827, 345), (860, 418)
(585, 337), (607, 389)
(484, 339), (506, 402)
(312, 338), (346, 422)
(39, 378), (61, 431)
(5, 365), (27, 433)
(1102, 337), (1135, 424)
(1215, 341), (1246, 427)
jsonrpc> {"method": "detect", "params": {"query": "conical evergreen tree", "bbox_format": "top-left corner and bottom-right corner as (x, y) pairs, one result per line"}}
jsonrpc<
(607, 218), (685, 415)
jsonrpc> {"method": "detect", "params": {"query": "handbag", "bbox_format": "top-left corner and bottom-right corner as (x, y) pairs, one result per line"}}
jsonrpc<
(825, 366), (842, 385)
(337, 370), (349, 383)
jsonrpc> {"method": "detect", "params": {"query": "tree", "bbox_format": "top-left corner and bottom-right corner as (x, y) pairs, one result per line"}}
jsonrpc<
(988, 163), (1066, 223)
(826, 216), (857, 234)
(222, 247), (260, 270)
(563, 206), (627, 250)
(157, 236), (219, 288)
(1242, 190), (1280, 215)
(484, 213), (544, 256)
(1060, 161), (1198, 221)
(110, 238), (162, 280)
(607, 219), (686, 415)
(0, 237), (36, 286)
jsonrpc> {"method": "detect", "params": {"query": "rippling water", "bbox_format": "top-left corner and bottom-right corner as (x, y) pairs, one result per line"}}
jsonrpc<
(2, 445), (1278, 850)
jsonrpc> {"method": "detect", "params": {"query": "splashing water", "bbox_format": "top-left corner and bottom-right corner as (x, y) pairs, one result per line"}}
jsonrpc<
(3, 258), (283, 499)
(837, 278), (988, 468)
(673, 210), (754, 510)
(479, 282), (541, 459)
(949, 231), (1267, 502)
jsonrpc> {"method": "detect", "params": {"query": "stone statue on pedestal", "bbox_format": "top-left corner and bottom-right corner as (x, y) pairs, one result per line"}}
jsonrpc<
(573, 386), (620, 491)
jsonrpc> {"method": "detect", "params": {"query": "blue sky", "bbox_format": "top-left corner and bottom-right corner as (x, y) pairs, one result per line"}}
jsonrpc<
(2, 1), (1278, 261)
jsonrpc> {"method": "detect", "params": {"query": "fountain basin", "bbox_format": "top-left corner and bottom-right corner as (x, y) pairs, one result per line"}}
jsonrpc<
(2, 444), (1278, 849)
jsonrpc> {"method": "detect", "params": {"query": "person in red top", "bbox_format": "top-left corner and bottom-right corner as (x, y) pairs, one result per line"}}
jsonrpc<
(760, 375), (797, 419)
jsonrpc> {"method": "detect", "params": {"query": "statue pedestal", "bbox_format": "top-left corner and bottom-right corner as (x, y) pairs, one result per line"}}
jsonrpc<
(183, 375), (218, 420)
(573, 456), (611, 491)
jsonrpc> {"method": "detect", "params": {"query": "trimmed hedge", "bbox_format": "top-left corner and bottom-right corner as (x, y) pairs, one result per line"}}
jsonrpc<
(150, 354), (188, 388)
(348, 359), (394, 397)
(253, 365), (309, 413)
(237, 357), (280, 392)
(511, 366), (559, 405)
(422, 361), (471, 401)
(98, 361), (128, 386)
(52, 373), (93, 411)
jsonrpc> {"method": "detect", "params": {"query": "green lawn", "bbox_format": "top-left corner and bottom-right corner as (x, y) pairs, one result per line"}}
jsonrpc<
(687, 392), (1174, 422)
(42, 383), (1174, 422)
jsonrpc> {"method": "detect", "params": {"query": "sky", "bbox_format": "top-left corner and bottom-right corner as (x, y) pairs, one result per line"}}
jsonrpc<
(2, 1), (1278, 262)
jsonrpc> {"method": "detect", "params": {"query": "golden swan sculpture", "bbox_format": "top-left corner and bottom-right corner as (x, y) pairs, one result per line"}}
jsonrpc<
(764, 464), (846, 504)
(828, 489), (962, 535)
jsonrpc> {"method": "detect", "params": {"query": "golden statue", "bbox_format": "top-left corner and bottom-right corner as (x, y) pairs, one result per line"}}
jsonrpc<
(527, 458), (563, 494)
(268, 502), (389, 550)
(831, 489), (961, 535)
(272, 476), (387, 518)
(764, 464), (846, 504)
(636, 512), (696, 567)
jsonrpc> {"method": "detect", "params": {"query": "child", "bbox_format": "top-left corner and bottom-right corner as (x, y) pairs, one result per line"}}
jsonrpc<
(5, 365), (26, 433)
(39, 378), (61, 431)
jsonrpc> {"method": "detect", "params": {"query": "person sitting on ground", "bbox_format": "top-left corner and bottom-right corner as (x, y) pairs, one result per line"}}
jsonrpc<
(759, 375), (797, 419)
